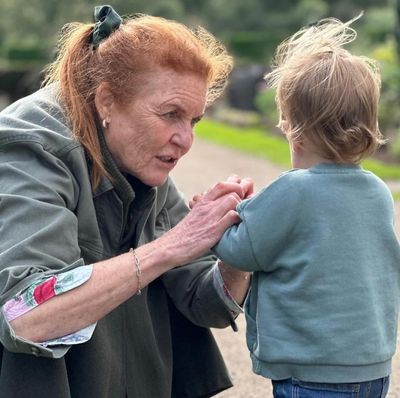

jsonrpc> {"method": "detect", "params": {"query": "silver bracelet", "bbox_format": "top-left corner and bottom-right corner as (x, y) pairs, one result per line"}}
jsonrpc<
(129, 248), (142, 295)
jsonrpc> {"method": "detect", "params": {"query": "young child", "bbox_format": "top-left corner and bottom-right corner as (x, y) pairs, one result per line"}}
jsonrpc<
(213, 16), (400, 397)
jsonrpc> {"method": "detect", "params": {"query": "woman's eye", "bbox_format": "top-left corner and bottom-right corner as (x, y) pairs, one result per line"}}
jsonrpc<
(191, 117), (201, 127)
(164, 111), (178, 119)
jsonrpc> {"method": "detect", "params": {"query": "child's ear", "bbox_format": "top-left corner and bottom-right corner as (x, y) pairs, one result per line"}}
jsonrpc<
(280, 120), (290, 132)
(277, 119), (290, 135)
(291, 138), (304, 153)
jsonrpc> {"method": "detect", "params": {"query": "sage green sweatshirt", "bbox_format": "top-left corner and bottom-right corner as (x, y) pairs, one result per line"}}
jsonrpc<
(214, 164), (400, 383)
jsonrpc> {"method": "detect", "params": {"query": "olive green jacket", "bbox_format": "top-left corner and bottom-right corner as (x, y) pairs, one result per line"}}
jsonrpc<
(0, 87), (234, 397)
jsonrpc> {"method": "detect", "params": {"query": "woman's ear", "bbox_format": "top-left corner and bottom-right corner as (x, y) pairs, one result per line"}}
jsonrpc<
(94, 83), (114, 121)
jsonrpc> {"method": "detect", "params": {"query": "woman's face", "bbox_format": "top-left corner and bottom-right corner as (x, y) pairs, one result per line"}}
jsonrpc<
(102, 68), (207, 186)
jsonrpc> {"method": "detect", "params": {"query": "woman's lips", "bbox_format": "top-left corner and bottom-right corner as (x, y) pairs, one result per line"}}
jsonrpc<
(156, 156), (178, 168)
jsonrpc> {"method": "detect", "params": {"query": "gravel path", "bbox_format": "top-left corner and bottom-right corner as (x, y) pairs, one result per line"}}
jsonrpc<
(171, 138), (400, 398)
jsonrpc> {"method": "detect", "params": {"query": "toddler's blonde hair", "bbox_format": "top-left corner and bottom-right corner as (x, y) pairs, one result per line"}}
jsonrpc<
(266, 15), (386, 163)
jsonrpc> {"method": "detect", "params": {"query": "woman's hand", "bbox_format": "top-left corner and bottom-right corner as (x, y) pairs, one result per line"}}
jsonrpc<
(189, 175), (254, 209)
(157, 178), (252, 267)
(189, 175), (254, 304)
(230, 174), (254, 199)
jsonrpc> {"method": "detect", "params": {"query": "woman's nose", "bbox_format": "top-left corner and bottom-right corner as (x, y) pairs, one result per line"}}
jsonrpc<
(170, 125), (194, 152)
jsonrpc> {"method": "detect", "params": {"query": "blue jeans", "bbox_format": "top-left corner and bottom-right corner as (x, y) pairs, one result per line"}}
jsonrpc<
(272, 377), (390, 398)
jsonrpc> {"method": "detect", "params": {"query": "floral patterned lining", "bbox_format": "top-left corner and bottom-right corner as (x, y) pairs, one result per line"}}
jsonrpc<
(3, 263), (242, 347)
(3, 265), (96, 346)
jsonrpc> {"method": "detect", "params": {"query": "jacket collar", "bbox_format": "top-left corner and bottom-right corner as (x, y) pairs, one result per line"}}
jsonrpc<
(93, 126), (135, 205)
(93, 126), (157, 209)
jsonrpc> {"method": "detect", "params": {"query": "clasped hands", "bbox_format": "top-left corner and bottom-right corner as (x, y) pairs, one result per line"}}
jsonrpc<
(189, 175), (254, 303)
(189, 174), (254, 211)
(158, 175), (254, 269)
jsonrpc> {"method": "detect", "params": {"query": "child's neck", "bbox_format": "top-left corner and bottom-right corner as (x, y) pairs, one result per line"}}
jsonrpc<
(291, 150), (332, 170)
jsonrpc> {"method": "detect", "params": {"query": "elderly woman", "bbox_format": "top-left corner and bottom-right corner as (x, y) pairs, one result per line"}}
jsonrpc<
(0, 6), (252, 398)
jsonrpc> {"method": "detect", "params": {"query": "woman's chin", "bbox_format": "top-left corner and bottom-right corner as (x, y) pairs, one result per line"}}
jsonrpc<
(140, 173), (169, 187)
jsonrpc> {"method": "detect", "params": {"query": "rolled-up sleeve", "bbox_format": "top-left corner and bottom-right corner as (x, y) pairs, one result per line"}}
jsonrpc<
(212, 264), (244, 320)
(0, 137), (93, 357)
(2, 265), (95, 358)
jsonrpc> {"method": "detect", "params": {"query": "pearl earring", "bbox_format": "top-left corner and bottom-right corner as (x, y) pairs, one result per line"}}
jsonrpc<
(102, 119), (109, 129)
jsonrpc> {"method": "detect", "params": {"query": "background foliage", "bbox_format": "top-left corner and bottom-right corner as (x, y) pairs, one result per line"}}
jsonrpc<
(0, 0), (398, 158)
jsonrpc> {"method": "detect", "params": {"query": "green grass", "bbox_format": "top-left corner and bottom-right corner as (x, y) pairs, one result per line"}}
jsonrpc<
(196, 119), (292, 167)
(393, 192), (400, 201)
(196, 119), (400, 180)
(361, 159), (400, 180)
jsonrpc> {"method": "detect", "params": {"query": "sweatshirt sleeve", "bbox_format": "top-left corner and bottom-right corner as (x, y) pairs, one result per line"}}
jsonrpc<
(213, 198), (262, 272)
(213, 171), (302, 272)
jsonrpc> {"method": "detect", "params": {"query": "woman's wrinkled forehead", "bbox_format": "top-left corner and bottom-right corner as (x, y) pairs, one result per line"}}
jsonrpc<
(113, 67), (208, 111)
(97, 16), (232, 106)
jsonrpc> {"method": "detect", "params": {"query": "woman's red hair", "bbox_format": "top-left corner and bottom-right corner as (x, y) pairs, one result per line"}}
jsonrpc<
(44, 15), (233, 188)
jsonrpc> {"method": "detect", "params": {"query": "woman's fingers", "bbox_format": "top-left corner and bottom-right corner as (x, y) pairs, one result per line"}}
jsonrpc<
(226, 174), (241, 183)
(159, 191), (243, 265)
(191, 191), (241, 221)
(240, 177), (254, 198)
(205, 175), (255, 201)
(216, 209), (241, 232)
(215, 191), (242, 214)
(189, 193), (203, 209)
(203, 181), (244, 201)
(190, 175), (255, 209)
(188, 191), (241, 237)
(189, 182), (242, 209)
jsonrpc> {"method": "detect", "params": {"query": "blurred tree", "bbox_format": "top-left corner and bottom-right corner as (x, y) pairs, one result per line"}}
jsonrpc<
(324, 0), (388, 20)
(372, 42), (399, 132)
(0, 0), (395, 62)
(0, 0), (397, 147)
(0, 0), (186, 53)
(293, 0), (329, 25)
(361, 6), (396, 44)
(142, 0), (185, 20)
(200, 0), (270, 33)
(0, 0), (98, 61)
(396, 0), (400, 56)
(254, 87), (279, 127)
